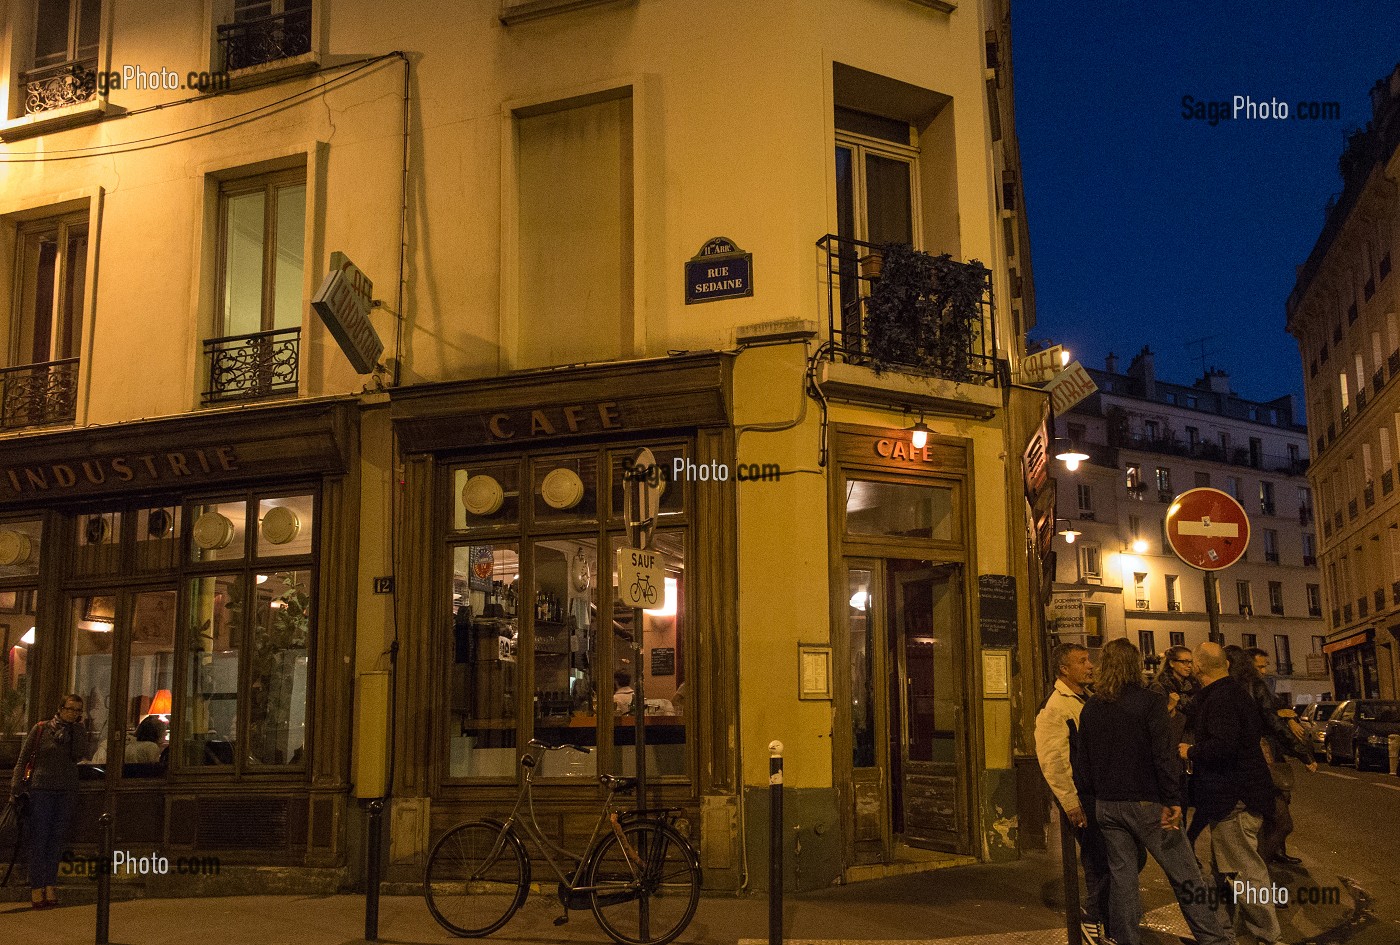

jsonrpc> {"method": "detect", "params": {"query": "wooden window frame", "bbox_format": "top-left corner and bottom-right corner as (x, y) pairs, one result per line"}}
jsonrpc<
(214, 167), (306, 337)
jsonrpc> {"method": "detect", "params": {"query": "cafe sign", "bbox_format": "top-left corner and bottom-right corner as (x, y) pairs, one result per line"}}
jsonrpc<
(312, 251), (384, 374)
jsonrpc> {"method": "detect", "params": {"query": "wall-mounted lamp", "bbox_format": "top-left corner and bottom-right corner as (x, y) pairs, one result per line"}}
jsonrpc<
(1053, 438), (1089, 472)
(1131, 538), (1149, 554)
(1056, 519), (1082, 543)
(910, 417), (931, 450)
(1060, 349), (1072, 367)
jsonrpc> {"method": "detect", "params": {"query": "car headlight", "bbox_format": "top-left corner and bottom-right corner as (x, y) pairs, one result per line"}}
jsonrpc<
(1367, 734), (1387, 746)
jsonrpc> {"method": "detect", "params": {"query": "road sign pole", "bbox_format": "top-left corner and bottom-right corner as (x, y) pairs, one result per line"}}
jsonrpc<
(624, 449), (661, 815)
(1204, 570), (1223, 644)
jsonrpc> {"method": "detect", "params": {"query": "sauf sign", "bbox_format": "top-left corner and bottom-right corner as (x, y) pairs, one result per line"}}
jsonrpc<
(312, 252), (384, 374)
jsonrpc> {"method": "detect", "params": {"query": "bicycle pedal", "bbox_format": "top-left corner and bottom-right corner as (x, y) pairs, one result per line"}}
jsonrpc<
(553, 915), (570, 926)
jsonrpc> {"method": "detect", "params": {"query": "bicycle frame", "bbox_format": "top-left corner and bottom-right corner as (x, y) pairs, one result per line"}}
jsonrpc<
(475, 742), (645, 897)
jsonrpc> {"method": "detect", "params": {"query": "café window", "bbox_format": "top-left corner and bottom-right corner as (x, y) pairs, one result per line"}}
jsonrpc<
(445, 446), (691, 782)
(178, 493), (315, 771)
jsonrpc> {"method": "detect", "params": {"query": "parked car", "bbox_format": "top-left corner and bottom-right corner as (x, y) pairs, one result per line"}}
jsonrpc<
(1299, 701), (1340, 752)
(1323, 699), (1400, 770)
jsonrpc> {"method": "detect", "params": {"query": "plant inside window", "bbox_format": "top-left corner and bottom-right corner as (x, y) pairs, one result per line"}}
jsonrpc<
(860, 243), (988, 380)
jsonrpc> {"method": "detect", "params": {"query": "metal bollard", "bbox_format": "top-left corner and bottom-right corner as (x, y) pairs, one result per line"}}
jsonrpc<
(1058, 808), (1082, 945)
(365, 799), (385, 942)
(769, 740), (784, 945)
(96, 812), (112, 945)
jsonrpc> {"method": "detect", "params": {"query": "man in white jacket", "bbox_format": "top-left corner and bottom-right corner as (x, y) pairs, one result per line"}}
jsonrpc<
(1036, 643), (1112, 945)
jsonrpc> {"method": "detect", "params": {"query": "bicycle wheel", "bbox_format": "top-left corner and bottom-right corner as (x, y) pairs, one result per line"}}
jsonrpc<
(424, 819), (529, 937)
(586, 819), (700, 945)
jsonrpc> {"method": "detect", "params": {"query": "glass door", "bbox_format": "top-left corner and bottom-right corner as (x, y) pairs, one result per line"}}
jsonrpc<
(889, 561), (967, 853)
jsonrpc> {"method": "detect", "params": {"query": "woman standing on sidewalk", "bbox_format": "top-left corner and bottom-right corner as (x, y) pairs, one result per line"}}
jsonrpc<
(1074, 640), (1232, 945)
(10, 694), (87, 909)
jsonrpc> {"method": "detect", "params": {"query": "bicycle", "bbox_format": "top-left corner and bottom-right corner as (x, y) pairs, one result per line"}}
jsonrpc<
(424, 739), (701, 945)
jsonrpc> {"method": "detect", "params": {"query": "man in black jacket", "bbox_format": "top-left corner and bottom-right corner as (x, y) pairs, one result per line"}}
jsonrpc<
(1075, 639), (1231, 945)
(1181, 642), (1282, 945)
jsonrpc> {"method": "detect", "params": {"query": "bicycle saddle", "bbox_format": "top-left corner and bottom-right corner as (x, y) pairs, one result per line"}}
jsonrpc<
(598, 773), (637, 793)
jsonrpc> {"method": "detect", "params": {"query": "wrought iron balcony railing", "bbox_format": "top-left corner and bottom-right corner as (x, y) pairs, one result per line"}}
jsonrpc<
(0, 359), (79, 430)
(203, 327), (299, 405)
(817, 234), (998, 385)
(20, 58), (98, 115)
(217, 7), (312, 72)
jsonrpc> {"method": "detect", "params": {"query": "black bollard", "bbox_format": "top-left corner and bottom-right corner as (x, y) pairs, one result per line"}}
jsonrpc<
(365, 799), (385, 942)
(769, 740), (783, 945)
(1059, 808), (1082, 945)
(96, 812), (112, 945)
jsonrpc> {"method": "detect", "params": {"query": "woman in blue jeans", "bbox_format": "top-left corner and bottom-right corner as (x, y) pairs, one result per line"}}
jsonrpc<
(10, 694), (86, 909)
(1074, 641), (1231, 945)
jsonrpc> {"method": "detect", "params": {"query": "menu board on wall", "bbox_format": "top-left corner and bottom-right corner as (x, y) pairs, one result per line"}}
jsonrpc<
(650, 646), (676, 677)
(978, 574), (1018, 648)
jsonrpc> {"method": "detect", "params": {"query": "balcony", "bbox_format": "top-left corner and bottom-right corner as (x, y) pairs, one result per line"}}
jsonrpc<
(1167, 601), (1182, 613)
(1333, 510), (1343, 530)
(1364, 483), (1375, 507)
(1332, 607), (1341, 626)
(1390, 350), (1400, 377)
(217, 7), (313, 72)
(1374, 369), (1385, 396)
(1299, 506), (1314, 525)
(0, 359), (79, 430)
(20, 58), (98, 116)
(817, 235), (998, 385)
(1309, 605), (1322, 618)
(1341, 405), (1351, 428)
(1260, 502), (1276, 517)
(1264, 550), (1279, 564)
(1357, 389), (1368, 412)
(1277, 662), (1294, 677)
(1135, 599), (1150, 611)
(203, 328), (300, 405)
(1394, 581), (1400, 605)
(1359, 597), (1368, 618)
(1376, 589), (1386, 612)
(1384, 470), (1395, 496)
(1348, 499), (1358, 520)
(1158, 489), (1173, 503)
(1303, 555), (1317, 568)
(1343, 603), (1353, 623)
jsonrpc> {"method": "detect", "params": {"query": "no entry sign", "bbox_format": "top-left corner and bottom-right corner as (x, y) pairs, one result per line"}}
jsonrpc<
(1164, 487), (1251, 571)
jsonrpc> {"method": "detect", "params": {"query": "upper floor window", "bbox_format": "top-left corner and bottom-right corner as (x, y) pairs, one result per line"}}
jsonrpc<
(1076, 483), (1093, 515)
(220, 0), (312, 72)
(836, 108), (918, 251)
(217, 169), (306, 337)
(4, 211), (86, 429)
(23, 0), (101, 115)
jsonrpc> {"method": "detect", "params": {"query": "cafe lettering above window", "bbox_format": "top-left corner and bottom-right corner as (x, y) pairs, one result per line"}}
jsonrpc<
(3, 447), (239, 495)
(483, 402), (623, 441)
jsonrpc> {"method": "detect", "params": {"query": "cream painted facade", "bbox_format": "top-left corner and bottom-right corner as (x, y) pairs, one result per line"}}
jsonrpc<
(1288, 64), (1400, 702)
(0, 0), (1047, 891)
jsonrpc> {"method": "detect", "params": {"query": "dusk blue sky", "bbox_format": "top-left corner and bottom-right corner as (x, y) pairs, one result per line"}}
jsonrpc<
(1013, 3), (1400, 408)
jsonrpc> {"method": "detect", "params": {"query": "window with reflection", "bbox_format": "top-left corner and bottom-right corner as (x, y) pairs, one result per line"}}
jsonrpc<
(182, 574), (243, 766)
(844, 479), (955, 541)
(612, 529), (686, 778)
(449, 544), (519, 778)
(70, 595), (112, 768)
(123, 589), (175, 776)
(0, 589), (39, 737)
(445, 446), (691, 781)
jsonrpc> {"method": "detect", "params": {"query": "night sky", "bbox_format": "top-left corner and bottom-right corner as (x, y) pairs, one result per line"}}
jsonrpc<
(1012, 2), (1400, 407)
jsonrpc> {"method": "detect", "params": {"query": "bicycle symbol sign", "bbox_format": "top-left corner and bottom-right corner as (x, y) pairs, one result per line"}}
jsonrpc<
(617, 547), (665, 608)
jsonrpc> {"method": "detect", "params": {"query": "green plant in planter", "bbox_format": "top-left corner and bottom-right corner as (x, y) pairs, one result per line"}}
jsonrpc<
(862, 243), (989, 380)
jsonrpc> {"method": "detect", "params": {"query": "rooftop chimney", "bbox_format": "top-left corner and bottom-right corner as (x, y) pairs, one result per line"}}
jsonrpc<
(1105, 352), (1119, 374)
(1126, 346), (1155, 398)
(1199, 368), (1231, 394)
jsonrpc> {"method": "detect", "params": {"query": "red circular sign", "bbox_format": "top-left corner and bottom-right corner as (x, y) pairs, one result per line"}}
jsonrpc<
(1164, 487), (1251, 571)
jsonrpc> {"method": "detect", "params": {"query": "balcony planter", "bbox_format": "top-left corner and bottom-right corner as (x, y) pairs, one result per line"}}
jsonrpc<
(862, 243), (988, 381)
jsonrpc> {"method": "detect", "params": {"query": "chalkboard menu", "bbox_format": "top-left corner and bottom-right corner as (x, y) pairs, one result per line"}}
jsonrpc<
(650, 646), (676, 676)
(978, 574), (1018, 648)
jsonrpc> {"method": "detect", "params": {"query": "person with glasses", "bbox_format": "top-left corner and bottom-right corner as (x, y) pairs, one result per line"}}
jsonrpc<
(1151, 647), (1201, 841)
(10, 694), (87, 909)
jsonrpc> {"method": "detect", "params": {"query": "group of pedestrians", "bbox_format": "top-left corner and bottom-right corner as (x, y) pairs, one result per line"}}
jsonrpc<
(1036, 639), (1315, 945)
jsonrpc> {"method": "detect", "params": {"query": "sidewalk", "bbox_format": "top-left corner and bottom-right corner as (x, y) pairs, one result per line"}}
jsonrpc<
(1, 846), (1393, 945)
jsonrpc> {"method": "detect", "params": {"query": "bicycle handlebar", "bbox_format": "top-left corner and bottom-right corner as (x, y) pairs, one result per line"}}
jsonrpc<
(526, 738), (592, 754)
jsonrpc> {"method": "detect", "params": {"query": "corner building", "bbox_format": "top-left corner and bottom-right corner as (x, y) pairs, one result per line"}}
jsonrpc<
(1288, 64), (1400, 701)
(0, 0), (1047, 890)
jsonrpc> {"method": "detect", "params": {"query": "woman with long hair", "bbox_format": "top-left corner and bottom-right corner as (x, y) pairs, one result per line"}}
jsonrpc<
(10, 694), (86, 908)
(1074, 640), (1231, 945)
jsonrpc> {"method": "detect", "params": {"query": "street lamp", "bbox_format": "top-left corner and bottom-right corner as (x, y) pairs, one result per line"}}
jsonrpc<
(1053, 438), (1089, 471)
(909, 417), (931, 450)
(1056, 519), (1082, 543)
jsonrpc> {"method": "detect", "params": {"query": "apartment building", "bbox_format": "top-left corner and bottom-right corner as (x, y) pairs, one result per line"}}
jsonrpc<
(0, 0), (1047, 890)
(1287, 63), (1400, 701)
(1050, 349), (1330, 703)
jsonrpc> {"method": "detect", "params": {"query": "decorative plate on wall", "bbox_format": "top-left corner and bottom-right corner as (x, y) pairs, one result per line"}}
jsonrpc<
(541, 468), (585, 510)
(0, 529), (32, 566)
(147, 509), (174, 539)
(462, 475), (505, 516)
(261, 506), (301, 545)
(193, 511), (236, 551)
(84, 517), (108, 545)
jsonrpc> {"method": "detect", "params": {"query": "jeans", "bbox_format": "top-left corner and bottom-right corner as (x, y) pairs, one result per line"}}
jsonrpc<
(1096, 799), (1233, 945)
(1210, 803), (1281, 944)
(26, 789), (76, 890)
